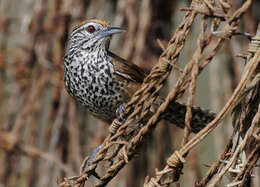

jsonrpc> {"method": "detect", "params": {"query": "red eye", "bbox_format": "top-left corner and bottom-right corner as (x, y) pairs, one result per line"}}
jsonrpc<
(87, 25), (96, 33)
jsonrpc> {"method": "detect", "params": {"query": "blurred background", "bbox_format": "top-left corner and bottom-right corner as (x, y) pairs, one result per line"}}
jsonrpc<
(0, 0), (259, 186)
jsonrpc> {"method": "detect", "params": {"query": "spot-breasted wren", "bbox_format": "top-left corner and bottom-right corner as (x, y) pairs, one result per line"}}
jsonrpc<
(64, 19), (215, 132)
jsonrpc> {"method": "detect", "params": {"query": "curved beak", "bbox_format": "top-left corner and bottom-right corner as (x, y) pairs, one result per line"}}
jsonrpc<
(98, 26), (125, 38)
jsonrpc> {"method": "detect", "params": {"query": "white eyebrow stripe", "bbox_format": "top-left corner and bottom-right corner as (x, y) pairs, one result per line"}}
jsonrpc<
(71, 27), (85, 37)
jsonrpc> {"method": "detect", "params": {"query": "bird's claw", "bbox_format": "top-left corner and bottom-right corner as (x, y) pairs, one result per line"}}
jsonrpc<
(116, 103), (126, 122)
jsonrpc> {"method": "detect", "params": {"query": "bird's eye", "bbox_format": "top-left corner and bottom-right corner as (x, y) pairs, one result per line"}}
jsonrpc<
(87, 25), (96, 33)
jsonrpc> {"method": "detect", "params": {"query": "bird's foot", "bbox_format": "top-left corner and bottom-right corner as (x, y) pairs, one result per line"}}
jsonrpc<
(116, 103), (126, 122)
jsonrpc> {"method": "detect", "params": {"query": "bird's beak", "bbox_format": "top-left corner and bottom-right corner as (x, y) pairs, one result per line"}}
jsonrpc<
(98, 26), (125, 38)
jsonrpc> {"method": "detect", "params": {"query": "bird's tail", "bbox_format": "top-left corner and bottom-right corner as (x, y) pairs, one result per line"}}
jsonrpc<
(153, 98), (216, 133)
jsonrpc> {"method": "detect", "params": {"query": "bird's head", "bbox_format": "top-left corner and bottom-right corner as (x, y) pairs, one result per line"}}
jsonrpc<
(68, 19), (125, 52)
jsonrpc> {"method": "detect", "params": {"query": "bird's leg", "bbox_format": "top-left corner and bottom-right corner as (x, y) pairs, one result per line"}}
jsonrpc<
(81, 145), (102, 172)
(81, 104), (126, 172)
(81, 144), (124, 173)
(116, 103), (126, 122)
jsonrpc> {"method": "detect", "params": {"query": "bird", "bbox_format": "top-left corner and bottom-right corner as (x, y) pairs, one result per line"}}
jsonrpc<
(64, 19), (215, 133)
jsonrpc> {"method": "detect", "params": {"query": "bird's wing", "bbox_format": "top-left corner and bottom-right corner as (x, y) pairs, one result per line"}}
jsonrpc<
(108, 51), (146, 83)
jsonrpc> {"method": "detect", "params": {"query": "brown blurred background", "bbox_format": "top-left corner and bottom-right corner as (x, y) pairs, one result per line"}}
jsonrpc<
(0, 0), (259, 186)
